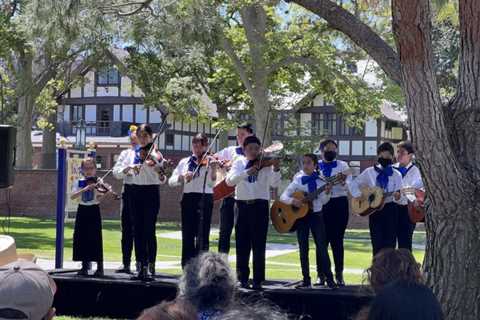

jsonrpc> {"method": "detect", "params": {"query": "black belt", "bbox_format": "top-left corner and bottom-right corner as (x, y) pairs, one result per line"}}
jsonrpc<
(237, 199), (265, 205)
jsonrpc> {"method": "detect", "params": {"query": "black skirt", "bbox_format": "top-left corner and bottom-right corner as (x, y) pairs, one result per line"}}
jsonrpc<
(73, 204), (103, 262)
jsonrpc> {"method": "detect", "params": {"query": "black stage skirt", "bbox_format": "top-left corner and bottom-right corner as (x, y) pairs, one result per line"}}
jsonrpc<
(73, 204), (103, 262)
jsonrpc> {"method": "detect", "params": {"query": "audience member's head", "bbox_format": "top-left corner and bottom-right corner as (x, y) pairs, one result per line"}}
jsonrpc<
(137, 298), (197, 320)
(366, 280), (443, 320)
(214, 300), (290, 320)
(179, 252), (236, 315)
(0, 260), (57, 320)
(365, 248), (423, 294)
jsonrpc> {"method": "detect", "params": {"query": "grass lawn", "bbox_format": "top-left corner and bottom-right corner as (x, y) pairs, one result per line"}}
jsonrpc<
(1, 216), (426, 284)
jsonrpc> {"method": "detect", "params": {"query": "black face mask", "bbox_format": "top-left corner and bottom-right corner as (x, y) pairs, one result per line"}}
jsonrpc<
(378, 157), (393, 168)
(323, 151), (337, 162)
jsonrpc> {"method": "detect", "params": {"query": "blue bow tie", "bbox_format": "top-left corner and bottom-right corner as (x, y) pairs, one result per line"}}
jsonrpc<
(301, 172), (320, 193)
(188, 155), (201, 178)
(235, 147), (244, 156)
(395, 165), (411, 177)
(319, 160), (337, 177)
(375, 165), (393, 190)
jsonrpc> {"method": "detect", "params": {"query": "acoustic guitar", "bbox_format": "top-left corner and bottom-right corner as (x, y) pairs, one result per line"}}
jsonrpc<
(350, 187), (395, 217)
(270, 170), (350, 233)
(403, 189), (426, 223)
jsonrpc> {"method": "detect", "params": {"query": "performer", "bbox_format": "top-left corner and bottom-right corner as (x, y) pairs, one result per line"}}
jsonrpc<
(71, 158), (111, 277)
(127, 124), (167, 280)
(317, 139), (351, 287)
(349, 142), (402, 256)
(214, 123), (254, 254)
(280, 153), (336, 289)
(394, 141), (424, 251)
(226, 135), (281, 290)
(168, 133), (219, 268)
(112, 125), (139, 274)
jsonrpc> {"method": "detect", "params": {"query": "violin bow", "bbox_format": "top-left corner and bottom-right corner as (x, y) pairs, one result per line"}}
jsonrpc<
(256, 105), (273, 169)
(138, 112), (170, 171)
(189, 128), (223, 181)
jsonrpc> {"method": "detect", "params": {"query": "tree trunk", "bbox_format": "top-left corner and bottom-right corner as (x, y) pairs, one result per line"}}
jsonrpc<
(217, 105), (229, 149)
(40, 111), (57, 169)
(392, 1), (480, 319)
(16, 94), (34, 169)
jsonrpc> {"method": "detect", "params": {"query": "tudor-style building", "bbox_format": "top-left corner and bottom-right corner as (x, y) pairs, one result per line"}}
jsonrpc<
(31, 48), (406, 172)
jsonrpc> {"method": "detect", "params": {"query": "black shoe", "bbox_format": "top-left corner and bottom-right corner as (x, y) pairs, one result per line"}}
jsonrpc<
(238, 281), (250, 289)
(336, 273), (345, 287)
(115, 265), (132, 274)
(135, 262), (141, 273)
(252, 282), (263, 291)
(77, 269), (89, 276)
(148, 263), (156, 277)
(326, 278), (338, 289)
(295, 279), (311, 289)
(132, 266), (153, 282)
(93, 269), (104, 277)
(314, 275), (326, 287)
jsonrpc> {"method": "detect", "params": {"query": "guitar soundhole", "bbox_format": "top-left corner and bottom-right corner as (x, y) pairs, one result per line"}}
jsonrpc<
(368, 194), (375, 204)
(282, 218), (287, 224)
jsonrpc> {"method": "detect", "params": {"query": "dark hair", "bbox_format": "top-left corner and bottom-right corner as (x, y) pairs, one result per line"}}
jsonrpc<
(365, 248), (423, 294)
(215, 300), (289, 320)
(367, 280), (443, 320)
(243, 135), (261, 147)
(138, 298), (197, 320)
(137, 124), (154, 137)
(303, 153), (318, 166)
(319, 139), (337, 151)
(377, 142), (394, 156)
(397, 141), (415, 154)
(237, 123), (253, 134)
(192, 133), (208, 146)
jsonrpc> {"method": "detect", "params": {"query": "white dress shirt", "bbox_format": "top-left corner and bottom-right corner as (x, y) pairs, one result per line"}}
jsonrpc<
(215, 145), (245, 162)
(168, 156), (215, 194)
(317, 160), (352, 198)
(349, 165), (403, 204)
(113, 147), (136, 185)
(280, 170), (330, 213)
(226, 156), (281, 201)
(393, 162), (424, 205)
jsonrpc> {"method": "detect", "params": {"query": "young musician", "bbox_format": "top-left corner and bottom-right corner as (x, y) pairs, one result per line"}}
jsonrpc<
(214, 123), (254, 254)
(280, 153), (336, 289)
(168, 133), (219, 268)
(226, 136), (281, 290)
(349, 142), (402, 256)
(126, 124), (167, 280)
(317, 139), (351, 287)
(394, 141), (424, 251)
(113, 125), (139, 274)
(71, 158), (111, 276)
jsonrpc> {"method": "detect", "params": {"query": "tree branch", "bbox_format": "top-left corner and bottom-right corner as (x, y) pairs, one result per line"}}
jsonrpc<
(100, 0), (174, 17)
(288, 0), (403, 86)
(267, 56), (322, 75)
(219, 33), (253, 95)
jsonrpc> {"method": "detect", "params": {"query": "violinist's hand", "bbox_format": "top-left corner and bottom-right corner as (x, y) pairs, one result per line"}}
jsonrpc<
(209, 158), (220, 169)
(246, 166), (259, 176)
(83, 184), (96, 192)
(325, 183), (333, 194)
(291, 198), (304, 208)
(184, 172), (194, 183)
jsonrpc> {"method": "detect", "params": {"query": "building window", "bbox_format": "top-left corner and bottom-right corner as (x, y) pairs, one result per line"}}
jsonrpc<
(96, 67), (120, 86)
(312, 113), (336, 136)
(71, 105), (84, 123)
(166, 133), (174, 146)
(339, 117), (364, 136)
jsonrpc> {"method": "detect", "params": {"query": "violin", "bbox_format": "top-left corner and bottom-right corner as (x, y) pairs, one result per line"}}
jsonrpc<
(137, 143), (164, 167)
(248, 155), (281, 170)
(85, 176), (121, 200)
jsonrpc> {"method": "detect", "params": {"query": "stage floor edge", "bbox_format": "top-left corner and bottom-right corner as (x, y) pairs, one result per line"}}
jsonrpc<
(49, 269), (373, 320)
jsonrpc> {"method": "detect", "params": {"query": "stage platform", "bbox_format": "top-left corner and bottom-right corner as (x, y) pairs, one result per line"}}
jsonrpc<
(50, 269), (373, 320)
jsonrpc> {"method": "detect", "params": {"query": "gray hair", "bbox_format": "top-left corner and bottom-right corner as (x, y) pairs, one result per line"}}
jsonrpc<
(178, 252), (236, 311)
(214, 301), (291, 320)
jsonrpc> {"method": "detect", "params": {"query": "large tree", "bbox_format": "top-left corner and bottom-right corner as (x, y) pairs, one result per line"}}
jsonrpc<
(289, 0), (480, 318)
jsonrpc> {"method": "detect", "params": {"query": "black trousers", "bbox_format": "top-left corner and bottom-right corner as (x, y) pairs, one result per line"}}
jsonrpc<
(121, 184), (135, 266)
(130, 185), (160, 266)
(218, 196), (236, 254)
(180, 193), (214, 267)
(235, 199), (269, 285)
(396, 204), (416, 251)
(73, 204), (103, 262)
(323, 196), (349, 274)
(369, 202), (398, 257)
(296, 212), (333, 282)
